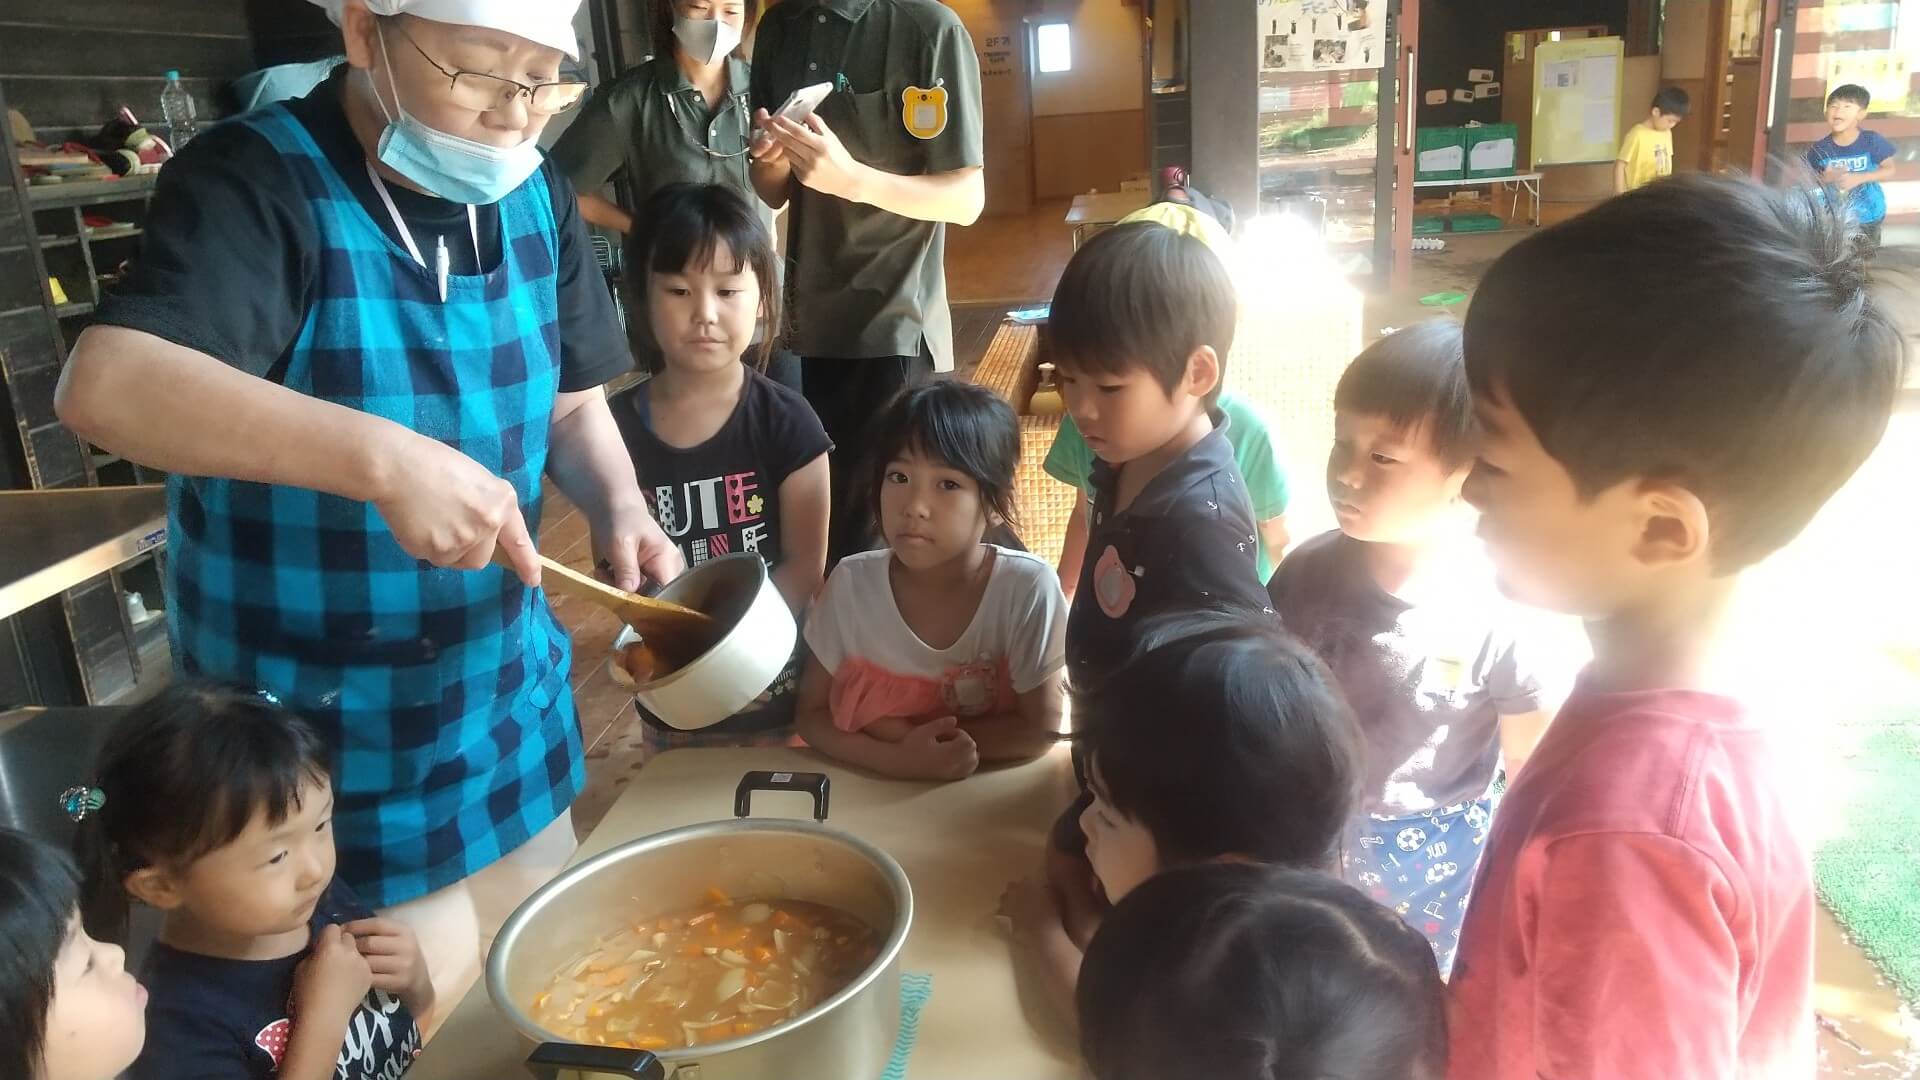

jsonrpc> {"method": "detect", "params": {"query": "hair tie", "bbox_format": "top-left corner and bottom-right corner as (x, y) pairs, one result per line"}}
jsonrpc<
(59, 785), (107, 823)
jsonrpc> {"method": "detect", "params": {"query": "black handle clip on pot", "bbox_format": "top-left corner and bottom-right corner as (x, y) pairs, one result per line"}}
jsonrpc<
(525, 1042), (664, 1079)
(734, 770), (830, 822)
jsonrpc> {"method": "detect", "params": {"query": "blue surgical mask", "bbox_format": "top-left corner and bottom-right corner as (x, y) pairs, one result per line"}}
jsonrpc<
(369, 27), (541, 205)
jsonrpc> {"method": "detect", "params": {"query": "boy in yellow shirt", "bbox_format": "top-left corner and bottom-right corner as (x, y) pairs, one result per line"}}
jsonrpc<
(1615, 88), (1690, 193)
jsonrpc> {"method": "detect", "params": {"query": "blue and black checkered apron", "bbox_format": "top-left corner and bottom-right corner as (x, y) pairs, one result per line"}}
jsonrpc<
(165, 104), (583, 907)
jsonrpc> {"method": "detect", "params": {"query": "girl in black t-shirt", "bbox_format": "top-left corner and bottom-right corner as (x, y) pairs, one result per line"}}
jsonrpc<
(73, 683), (429, 1080)
(613, 183), (832, 745)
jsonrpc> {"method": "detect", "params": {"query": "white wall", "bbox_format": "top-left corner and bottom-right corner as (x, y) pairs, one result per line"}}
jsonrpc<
(1030, 0), (1146, 118)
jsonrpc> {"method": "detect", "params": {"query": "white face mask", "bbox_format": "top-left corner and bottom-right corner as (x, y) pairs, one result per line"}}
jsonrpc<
(370, 25), (542, 205)
(672, 14), (741, 66)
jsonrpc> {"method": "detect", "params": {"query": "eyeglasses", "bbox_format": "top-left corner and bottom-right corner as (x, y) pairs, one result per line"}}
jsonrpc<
(394, 24), (589, 115)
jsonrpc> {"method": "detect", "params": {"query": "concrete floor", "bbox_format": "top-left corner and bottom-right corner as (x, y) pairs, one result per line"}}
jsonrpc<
(552, 194), (1920, 1074)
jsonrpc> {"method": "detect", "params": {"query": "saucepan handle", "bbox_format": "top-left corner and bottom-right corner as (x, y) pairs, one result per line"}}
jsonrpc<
(734, 770), (831, 822)
(525, 1042), (665, 1079)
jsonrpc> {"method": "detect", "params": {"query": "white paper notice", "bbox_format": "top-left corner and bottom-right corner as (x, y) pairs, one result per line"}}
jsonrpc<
(1583, 101), (1617, 144)
(1579, 55), (1618, 99)
(1475, 81), (1502, 98)
(1469, 138), (1516, 173)
(1542, 60), (1579, 89)
(1469, 68), (1495, 83)
(1425, 89), (1448, 105)
(1418, 145), (1466, 173)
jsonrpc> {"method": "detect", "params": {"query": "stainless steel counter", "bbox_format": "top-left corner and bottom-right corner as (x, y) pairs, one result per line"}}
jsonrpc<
(0, 486), (167, 621)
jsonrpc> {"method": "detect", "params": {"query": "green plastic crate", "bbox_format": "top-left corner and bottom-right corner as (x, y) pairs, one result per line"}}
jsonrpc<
(1464, 123), (1519, 179)
(1412, 216), (1447, 236)
(1414, 126), (1466, 182)
(1450, 213), (1506, 233)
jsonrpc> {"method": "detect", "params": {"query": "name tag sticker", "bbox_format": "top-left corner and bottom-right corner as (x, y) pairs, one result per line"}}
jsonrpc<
(902, 83), (948, 140)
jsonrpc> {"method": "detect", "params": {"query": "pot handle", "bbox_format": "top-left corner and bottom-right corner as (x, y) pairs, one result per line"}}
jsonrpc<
(734, 770), (830, 822)
(525, 1042), (665, 1080)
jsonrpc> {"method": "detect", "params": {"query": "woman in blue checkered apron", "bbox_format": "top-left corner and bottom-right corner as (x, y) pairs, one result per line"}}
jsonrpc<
(56, 0), (682, 1013)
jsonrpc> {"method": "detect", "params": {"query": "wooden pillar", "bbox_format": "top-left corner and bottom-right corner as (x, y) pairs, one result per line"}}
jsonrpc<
(1750, 0), (1784, 176)
(1187, 0), (1259, 228)
(1703, 0), (1733, 171)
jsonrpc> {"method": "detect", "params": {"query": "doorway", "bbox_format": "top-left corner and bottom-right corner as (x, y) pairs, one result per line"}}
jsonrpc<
(1025, 5), (1153, 201)
(1257, 0), (1403, 285)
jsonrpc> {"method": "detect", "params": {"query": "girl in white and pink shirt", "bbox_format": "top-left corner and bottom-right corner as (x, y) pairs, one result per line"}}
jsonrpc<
(796, 382), (1067, 781)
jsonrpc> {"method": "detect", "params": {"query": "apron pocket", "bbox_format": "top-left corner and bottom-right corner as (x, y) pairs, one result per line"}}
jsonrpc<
(270, 632), (448, 794)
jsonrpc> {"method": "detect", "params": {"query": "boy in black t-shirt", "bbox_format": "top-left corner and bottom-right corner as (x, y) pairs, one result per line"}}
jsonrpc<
(1047, 222), (1273, 691)
(1040, 221), (1275, 931)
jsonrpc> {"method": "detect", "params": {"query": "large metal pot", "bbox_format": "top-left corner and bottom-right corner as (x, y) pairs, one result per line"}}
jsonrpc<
(608, 553), (796, 731)
(488, 773), (913, 1080)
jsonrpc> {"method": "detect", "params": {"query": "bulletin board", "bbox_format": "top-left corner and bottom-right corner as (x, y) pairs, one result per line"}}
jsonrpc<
(1530, 36), (1624, 167)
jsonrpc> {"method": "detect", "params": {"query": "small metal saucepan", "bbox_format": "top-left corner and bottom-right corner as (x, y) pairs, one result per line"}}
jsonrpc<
(607, 553), (796, 731)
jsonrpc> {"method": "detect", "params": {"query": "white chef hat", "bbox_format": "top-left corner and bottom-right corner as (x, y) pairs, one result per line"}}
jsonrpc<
(307, 0), (582, 60)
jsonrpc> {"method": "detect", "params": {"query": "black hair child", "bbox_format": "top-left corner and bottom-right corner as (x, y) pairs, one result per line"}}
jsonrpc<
(797, 381), (1069, 781)
(1003, 609), (1361, 1026)
(0, 827), (147, 1080)
(1450, 173), (1905, 1078)
(1079, 863), (1447, 1080)
(622, 180), (783, 374)
(75, 682), (431, 1080)
(608, 182), (832, 743)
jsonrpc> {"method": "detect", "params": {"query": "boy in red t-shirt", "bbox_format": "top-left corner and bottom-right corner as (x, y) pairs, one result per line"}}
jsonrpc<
(1449, 175), (1906, 1079)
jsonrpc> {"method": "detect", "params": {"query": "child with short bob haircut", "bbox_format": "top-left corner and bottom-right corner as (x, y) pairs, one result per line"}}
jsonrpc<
(613, 182), (831, 745)
(1451, 174), (1906, 1078)
(796, 381), (1068, 781)
(1044, 221), (1274, 691)
(1002, 609), (1361, 1022)
(75, 682), (430, 1080)
(1079, 863), (1447, 1080)
(1268, 319), (1552, 974)
(0, 827), (148, 1080)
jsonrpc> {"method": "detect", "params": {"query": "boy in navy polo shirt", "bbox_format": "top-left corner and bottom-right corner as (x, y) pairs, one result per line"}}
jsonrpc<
(1047, 221), (1273, 691)
(1040, 222), (1275, 937)
(1808, 83), (1899, 251)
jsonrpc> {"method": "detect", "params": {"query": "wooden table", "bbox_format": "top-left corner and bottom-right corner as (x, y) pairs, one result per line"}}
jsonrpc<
(1063, 190), (1153, 248)
(408, 746), (1084, 1080)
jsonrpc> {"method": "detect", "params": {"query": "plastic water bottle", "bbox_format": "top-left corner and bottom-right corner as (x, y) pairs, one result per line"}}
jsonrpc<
(159, 70), (198, 149)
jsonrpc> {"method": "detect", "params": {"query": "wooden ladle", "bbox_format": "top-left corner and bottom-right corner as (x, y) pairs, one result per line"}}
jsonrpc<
(530, 556), (720, 653)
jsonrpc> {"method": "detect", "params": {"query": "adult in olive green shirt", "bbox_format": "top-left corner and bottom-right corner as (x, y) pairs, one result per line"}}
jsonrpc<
(550, 0), (760, 234)
(552, 0), (806, 385)
(749, 0), (985, 561)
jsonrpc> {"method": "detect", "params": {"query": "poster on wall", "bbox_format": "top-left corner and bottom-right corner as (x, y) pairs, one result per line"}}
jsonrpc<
(1531, 36), (1624, 167)
(1258, 0), (1386, 74)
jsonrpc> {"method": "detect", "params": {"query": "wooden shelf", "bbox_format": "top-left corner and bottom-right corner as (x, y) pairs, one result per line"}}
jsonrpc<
(26, 174), (158, 209)
(55, 301), (95, 318)
(85, 224), (141, 241)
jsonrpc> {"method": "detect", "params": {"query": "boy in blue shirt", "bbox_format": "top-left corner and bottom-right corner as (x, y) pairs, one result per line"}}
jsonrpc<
(1807, 83), (1899, 251)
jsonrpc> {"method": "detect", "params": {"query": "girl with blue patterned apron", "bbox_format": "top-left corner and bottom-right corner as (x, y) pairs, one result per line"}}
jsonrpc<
(59, 0), (684, 1018)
